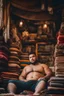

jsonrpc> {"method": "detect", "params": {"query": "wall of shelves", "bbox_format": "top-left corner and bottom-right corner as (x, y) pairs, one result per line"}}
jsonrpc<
(36, 42), (55, 66)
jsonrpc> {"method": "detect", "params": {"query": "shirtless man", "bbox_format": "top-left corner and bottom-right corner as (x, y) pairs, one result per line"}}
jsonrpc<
(7, 52), (52, 95)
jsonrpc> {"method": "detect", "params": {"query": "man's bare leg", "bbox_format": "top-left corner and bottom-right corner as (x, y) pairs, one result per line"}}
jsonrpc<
(34, 81), (46, 95)
(7, 83), (16, 94)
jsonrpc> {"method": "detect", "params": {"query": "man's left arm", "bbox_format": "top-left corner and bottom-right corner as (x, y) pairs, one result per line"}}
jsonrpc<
(42, 64), (52, 81)
(38, 64), (52, 81)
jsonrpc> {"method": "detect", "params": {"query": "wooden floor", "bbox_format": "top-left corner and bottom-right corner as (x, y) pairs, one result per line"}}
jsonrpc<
(0, 93), (48, 96)
(1, 93), (64, 96)
(0, 92), (64, 96)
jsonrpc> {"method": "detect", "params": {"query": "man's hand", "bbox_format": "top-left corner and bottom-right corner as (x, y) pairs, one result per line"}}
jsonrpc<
(20, 79), (29, 82)
(38, 77), (44, 81)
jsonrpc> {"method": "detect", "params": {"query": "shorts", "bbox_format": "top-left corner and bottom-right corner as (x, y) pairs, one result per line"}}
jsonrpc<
(8, 79), (47, 93)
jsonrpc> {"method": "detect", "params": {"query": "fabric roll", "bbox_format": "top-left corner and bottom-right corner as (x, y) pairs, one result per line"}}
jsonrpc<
(9, 48), (20, 53)
(1, 72), (19, 80)
(49, 82), (64, 88)
(55, 44), (64, 49)
(55, 72), (64, 74)
(57, 41), (64, 44)
(55, 66), (64, 70)
(10, 52), (19, 57)
(0, 55), (8, 61)
(8, 64), (20, 73)
(0, 46), (10, 55)
(55, 74), (64, 77)
(54, 49), (64, 56)
(8, 61), (20, 65)
(55, 56), (64, 63)
(47, 86), (64, 94)
(57, 35), (64, 41)
(55, 68), (64, 72)
(0, 52), (8, 58)
(55, 62), (64, 66)
(49, 77), (64, 81)
(8, 63), (20, 68)
(10, 44), (19, 49)
(48, 86), (64, 90)
(9, 56), (19, 61)
(49, 81), (64, 84)
(10, 51), (18, 54)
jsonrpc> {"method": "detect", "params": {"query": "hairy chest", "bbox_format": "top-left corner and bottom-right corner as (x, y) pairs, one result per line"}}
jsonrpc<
(26, 65), (44, 74)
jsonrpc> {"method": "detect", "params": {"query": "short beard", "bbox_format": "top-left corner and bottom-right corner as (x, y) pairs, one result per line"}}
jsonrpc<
(30, 60), (38, 65)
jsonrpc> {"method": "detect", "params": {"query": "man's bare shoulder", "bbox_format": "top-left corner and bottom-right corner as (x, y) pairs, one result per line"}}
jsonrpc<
(24, 65), (31, 69)
(40, 63), (49, 68)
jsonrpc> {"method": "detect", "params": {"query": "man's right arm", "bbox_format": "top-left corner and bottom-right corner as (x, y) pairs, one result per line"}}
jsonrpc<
(19, 67), (27, 81)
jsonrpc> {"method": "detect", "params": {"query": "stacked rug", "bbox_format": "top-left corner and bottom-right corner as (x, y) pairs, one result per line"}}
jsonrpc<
(7, 42), (21, 79)
(0, 36), (9, 72)
(20, 59), (30, 70)
(0, 29), (10, 93)
(54, 44), (64, 77)
(37, 43), (54, 66)
(47, 27), (64, 94)
(48, 77), (64, 94)
(0, 42), (21, 93)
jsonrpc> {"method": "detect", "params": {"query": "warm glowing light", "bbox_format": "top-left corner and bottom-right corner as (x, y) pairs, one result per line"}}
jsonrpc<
(43, 24), (47, 29)
(19, 21), (23, 27)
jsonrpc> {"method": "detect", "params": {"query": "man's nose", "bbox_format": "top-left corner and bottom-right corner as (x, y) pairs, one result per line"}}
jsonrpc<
(31, 58), (33, 60)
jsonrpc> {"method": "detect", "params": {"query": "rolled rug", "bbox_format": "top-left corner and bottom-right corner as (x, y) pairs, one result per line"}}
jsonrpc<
(55, 44), (64, 49)
(8, 61), (20, 65)
(9, 48), (20, 53)
(57, 35), (64, 41)
(49, 82), (64, 88)
(55, 56), (64, 63)
(55, 74), (64, 77)
(49, 77), (64, 81)
(0, 46), (10, 55)
(55, 62), (64, 66)
(9, 56), (19, 61)
(47, 86), (64, 94)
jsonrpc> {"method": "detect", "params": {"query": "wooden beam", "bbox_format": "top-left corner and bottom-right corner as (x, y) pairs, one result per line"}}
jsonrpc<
(11, 6), (58, 21)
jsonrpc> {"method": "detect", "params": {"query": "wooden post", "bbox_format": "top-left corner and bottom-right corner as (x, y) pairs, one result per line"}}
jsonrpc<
(0, 0), (3, 27)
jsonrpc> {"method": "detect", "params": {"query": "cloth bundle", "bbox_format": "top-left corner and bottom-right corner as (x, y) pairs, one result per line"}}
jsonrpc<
(8, 42), (21, 75)
(57, 35), (64, 44)
(0, 36), (9, 72)
(54, 32), (64, 76)
(38, 43), (54, 66)
(47, 77), (64, 94)
(54, 44), (64, 77)
(1, 72), (19, 80)
(47, 28), (64, 94)
(20, 60), (30, 69)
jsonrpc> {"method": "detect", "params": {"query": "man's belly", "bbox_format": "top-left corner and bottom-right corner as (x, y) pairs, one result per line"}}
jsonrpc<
(26, 72), (44, 80)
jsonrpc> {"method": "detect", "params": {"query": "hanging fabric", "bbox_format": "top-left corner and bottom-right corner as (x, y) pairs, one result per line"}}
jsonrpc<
(3, 0), (10, 42)
(0, 0), (3, 27)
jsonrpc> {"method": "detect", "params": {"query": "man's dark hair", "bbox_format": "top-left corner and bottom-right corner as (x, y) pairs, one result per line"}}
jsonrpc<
(28, 52), (36, 56)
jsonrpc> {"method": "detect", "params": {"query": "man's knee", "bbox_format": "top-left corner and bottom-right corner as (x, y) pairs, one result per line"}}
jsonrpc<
(35, 80), (46, 90)
(8, 80), (17, 89)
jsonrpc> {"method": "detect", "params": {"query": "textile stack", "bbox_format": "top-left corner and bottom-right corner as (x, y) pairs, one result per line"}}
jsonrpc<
(20, 59), (30, 70)
(47, 26), (64, 94)
(0, 36), (9, 72)
(0, 28), (9, 72)
(37, 42), (54, 67)
(0, 29), (10, 93)
(7, 42), (21, 80)
(55, 44), (64, 77)
(0, 42), (21, 90)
